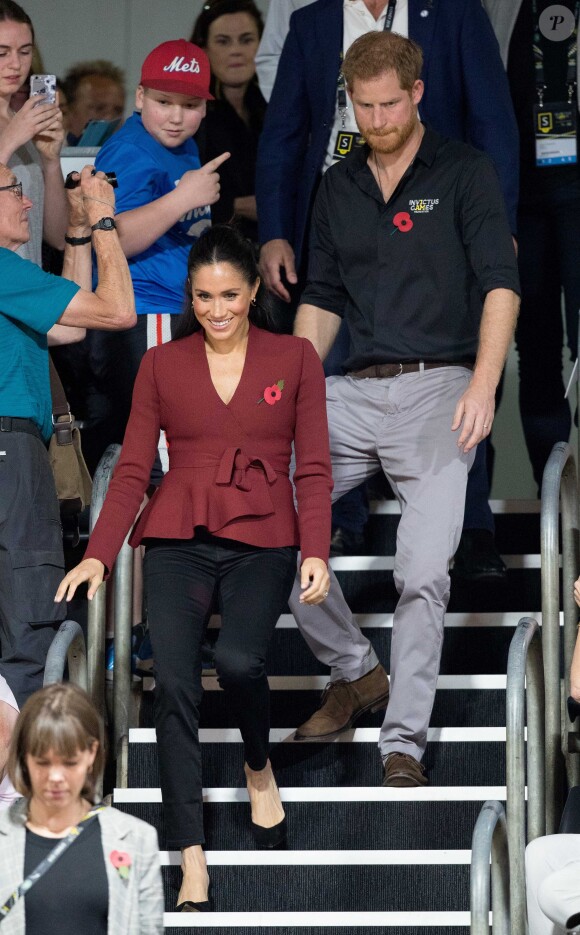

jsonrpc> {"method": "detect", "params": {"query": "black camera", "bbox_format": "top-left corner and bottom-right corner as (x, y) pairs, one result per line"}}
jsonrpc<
(64, 170), (118, 190)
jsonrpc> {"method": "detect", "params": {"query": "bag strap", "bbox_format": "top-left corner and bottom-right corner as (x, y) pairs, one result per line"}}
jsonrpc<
(48, 354), (74, 446)
(0, 804), (106, 920)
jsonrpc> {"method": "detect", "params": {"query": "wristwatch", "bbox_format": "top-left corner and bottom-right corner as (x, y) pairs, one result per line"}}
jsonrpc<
(90, 216), (116, 233)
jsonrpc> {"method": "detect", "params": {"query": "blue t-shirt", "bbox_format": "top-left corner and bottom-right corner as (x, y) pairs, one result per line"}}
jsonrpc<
(95, 113), (211, 315)
(0, 250), (80, 441)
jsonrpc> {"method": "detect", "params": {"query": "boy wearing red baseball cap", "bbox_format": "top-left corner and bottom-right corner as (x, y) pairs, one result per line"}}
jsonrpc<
(91, 39), (230, 474)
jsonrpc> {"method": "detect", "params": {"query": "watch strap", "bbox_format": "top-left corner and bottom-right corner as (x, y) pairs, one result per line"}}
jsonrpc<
(64, 233), (92, 246)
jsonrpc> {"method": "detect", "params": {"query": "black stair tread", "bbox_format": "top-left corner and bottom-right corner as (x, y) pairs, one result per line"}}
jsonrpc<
(160, 865), (470, 912)
(116, 800), (492, 850)
(215, 688), (506, 729)
(137, 688), (507, 730)
(127, 740), (507, 788)
(365, 510), (542, 555)
(166, 930), (469, 935)
(335, 569), (544, 612)
(166, 929), (469, 935)
(258, 628), (516, 677)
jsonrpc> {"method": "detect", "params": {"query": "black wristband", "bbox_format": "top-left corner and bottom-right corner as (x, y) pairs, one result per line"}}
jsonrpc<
(64, 233), (92, 246)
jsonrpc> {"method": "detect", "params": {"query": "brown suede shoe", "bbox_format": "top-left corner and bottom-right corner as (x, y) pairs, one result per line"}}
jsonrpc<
(294, 664), (390, 741)
(382, 752), (428, 787)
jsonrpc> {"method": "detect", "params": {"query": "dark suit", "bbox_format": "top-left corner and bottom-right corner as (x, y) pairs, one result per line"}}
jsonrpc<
(256, 0), (519, 266)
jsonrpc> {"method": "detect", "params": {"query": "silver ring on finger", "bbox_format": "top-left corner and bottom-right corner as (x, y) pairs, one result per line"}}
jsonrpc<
(323, 589), (329, 598)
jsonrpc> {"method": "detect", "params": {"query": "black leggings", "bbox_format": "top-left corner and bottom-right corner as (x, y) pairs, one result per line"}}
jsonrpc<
(143, 532), (297, 848)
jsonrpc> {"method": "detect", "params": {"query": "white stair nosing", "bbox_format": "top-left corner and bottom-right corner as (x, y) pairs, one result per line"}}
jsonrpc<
(370, 498), (539, 515)
(115, 785), (509, 804)
(271, 612), (546, 630)
(129, 726), (507, 744)
(163, 910), (473, 926)
(328, 554), (545, 571)
(159, 849), (472, 866)
(197, 674), (507, 691)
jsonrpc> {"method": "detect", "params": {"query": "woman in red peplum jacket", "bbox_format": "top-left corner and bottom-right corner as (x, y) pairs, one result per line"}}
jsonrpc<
(56, 225), (333, 912)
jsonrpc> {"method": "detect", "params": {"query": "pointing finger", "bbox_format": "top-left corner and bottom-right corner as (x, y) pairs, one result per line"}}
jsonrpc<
(201, 151), (231, 173)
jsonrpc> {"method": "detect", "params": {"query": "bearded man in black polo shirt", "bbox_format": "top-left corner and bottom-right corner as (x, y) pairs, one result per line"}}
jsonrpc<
(289, 30), (521, 786)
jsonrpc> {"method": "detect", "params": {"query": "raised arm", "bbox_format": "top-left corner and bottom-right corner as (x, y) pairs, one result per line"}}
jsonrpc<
(34, 93), (67, 250)
(57, 166), (136, 330)
(115, 152), (230, 258)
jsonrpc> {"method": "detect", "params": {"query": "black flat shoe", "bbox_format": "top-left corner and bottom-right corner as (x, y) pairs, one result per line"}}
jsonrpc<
(175, 900), (211, 912)
(251, 816), (287, 848)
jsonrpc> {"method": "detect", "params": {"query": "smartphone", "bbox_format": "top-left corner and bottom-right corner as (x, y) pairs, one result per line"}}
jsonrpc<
(76, 118), (122, 148)
(29, 74), (57, 106)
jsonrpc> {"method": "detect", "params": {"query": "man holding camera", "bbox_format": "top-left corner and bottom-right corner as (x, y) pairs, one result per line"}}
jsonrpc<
(0, 164), (135, 707)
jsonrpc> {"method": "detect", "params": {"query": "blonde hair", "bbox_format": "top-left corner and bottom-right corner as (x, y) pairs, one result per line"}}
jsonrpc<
(8, 683), (105, 801)
(342, 30), (423, 93)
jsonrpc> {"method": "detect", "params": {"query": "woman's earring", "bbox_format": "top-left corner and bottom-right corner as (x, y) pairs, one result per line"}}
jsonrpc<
(251, 297), (257, 306)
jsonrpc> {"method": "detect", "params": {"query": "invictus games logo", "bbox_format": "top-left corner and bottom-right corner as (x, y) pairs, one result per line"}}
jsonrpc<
(409, 198), (439, 214)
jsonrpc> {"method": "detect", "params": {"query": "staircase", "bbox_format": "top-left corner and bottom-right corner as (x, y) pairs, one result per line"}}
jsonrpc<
(113, 498), (542, 932)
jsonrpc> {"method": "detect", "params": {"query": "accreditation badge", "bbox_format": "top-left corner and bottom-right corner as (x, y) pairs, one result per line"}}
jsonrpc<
(332, 131), (365, 160)
(535, 102), (578, 166)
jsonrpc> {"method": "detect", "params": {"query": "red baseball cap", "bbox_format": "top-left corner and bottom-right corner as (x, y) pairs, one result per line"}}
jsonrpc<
(140, 39), (214, 100)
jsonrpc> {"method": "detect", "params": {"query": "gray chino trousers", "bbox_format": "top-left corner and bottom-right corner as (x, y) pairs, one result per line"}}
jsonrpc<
(290, 367), (475, 761)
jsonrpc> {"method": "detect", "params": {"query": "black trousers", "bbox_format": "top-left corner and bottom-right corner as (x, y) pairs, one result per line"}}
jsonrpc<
(143, 533), (297, 848)
(0, 431), (65, 705)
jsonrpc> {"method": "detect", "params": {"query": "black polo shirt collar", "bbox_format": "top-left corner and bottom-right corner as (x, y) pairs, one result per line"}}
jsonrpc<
(347, 124), (440, 203)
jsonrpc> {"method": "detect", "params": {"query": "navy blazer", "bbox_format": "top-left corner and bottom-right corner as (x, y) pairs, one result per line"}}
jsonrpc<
(256, 0), (519, 265)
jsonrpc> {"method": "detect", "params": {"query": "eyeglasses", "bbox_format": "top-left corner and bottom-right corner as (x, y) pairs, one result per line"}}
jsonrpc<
(0, 182), (23, 199)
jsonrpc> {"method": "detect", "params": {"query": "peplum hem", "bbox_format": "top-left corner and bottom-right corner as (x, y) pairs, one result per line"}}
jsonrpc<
(129, 447), (286, 547)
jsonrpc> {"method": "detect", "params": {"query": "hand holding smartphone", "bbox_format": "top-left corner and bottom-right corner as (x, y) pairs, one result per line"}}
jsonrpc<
(29, 74), (57, 106)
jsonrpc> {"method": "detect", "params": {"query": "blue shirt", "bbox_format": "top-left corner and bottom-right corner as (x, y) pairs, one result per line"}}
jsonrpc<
(95, 113), (211, 315)
(0, 250), (80, 441)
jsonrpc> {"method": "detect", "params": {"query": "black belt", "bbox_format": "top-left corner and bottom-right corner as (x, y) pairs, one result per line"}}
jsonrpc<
(0, 416), (43, 441)
(348, 361), (474, 379)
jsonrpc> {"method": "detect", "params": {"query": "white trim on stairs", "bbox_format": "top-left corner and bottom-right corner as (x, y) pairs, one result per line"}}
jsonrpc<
(114, 785), (510, 804)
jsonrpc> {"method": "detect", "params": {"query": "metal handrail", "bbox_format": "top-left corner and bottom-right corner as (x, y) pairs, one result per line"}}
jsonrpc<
(113, 526), (134, 788)
(43, 620), (88, 690)
(541, 442), (580, 828)
(87, 444), (121, 713)
(506, 617), (545, 934)
(86, 443), (135, 787)
(470, 800), (510, 934)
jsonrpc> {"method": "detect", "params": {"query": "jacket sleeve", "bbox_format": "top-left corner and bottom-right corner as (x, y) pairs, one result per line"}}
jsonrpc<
(255, 12), (311, 245)
(293, 338), (333, 561)
(457, 0), (519, 234)
(136, 824), (164, 934)
(84, 348), (161, 574)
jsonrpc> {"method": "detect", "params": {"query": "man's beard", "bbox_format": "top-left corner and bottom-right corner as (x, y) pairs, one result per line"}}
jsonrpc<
(365, 110), (419, 155)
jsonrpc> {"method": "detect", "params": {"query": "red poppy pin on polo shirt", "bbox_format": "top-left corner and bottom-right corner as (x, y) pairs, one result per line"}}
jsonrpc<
(392, 211), (413, 234)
